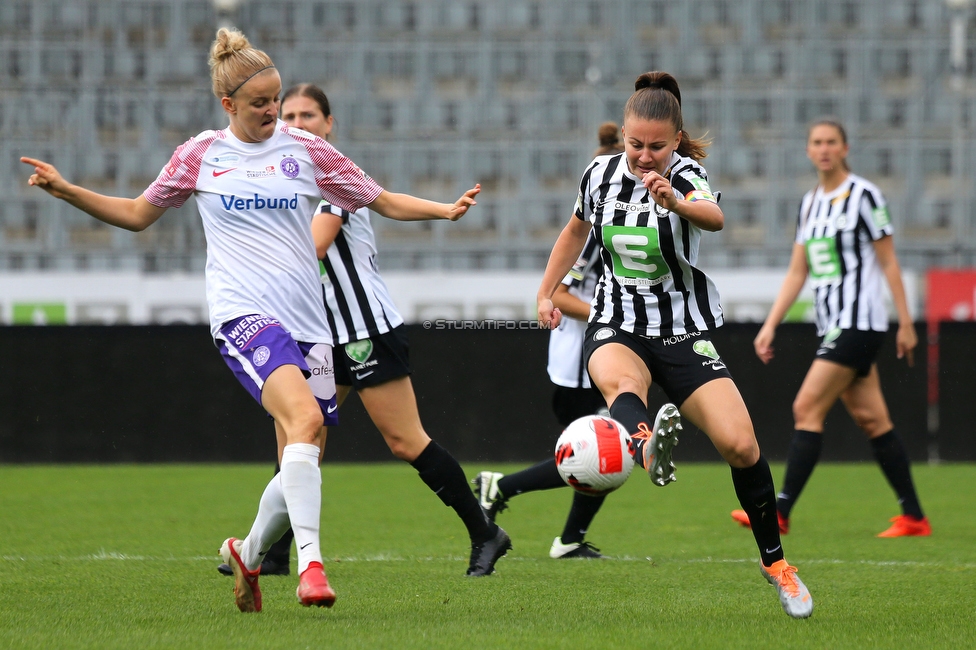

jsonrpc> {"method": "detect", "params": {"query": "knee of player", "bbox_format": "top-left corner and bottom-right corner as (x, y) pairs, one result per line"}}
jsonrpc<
(852, 410), (890, 437)
(791, 394), (818, 424)
(720, 437), (760, 468)
(383, 428), (430, 462)
(286, 407), (325, 443)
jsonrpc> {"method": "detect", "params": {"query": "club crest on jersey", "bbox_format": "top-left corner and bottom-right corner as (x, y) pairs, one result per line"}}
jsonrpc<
(280, 156), (300, 179)
(593, 327), (616, 342)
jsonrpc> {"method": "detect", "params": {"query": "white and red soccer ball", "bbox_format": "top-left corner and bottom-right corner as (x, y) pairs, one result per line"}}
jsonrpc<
(554, 415), (635, 495)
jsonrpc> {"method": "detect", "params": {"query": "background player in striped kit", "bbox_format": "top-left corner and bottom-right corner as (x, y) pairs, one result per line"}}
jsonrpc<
(276, 83), (510, 577)
(23, 29), (484, 613)
(536, 71), (813, 618)
(731, 119), (929, 538)
(473, 123), (680, 560)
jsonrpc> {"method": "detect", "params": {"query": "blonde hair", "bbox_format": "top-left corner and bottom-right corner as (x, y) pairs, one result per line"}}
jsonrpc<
(208, 28), (275, 98)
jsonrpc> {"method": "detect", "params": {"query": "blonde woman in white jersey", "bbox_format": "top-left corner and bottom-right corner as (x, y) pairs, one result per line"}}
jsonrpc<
(236, 83), (507, 579)
(537, 71), (813, 619)
(731, 119), (928, 539)
(21, 28), (481, 614)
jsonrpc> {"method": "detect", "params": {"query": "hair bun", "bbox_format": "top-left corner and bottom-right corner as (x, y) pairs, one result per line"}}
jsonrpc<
(598, 122), (620, 147)
(211, 27), (251, 63)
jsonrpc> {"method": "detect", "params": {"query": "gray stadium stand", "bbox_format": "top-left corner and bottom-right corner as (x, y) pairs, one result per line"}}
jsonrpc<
(1, 0), (974, 272)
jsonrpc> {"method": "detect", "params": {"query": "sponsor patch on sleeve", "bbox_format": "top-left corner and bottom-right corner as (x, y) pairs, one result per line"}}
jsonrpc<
(872, 206), (891, 229)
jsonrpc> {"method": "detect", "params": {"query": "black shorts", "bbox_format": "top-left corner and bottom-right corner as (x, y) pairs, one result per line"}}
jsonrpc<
(333, 325), (412, 389)
(551, 385), (607, 427)
(582, 323), (733, 408)
(815, 328), (885, 377)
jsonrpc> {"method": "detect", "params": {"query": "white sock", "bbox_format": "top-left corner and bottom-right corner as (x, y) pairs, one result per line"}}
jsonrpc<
(240, 474), (290, 572)
(280, 443), (323, 574)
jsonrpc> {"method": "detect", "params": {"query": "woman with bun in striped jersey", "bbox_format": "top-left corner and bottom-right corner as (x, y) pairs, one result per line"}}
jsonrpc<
(22, 28), (483, 613)
(473, 122), (681, 560)
(731, 118), (928, 539)
(537, 71), (814, 619)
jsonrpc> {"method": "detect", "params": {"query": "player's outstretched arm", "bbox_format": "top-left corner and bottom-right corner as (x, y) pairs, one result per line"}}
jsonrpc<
(755, 242), (809, 364)
(538, 216), (592, 330)
(21, 157), (166, 232)
(368, 184), (480, 222)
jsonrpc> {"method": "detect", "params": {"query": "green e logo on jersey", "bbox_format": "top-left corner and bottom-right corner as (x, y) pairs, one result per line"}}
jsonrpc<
(601, 225), (671, 285)
(805, 237), (840, 282)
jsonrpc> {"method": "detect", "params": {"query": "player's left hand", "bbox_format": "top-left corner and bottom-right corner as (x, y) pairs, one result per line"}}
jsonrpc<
(896, 321), (917, 367)
(642, 171), (678, 213)
(446, 184), (480, 221)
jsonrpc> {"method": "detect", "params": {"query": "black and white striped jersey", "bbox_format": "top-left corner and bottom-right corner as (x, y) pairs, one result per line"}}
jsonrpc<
(795, 173), (893, 337)
(573, 151), (723, 337)
(548, 231), (603, 389)
(317, 201), (404, 345)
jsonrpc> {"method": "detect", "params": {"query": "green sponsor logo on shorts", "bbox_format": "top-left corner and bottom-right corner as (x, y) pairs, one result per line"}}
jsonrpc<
(872, 206), (890, 229)
(693, 339), (720, 360)
(823, 327), (842, 345)
(344, 340), (373, 364)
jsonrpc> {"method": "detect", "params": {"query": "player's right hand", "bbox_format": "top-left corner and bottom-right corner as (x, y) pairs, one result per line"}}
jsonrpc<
(21, 157), (72, 200)
(753, 326), (776, 364)
(538, 298), (562, 330)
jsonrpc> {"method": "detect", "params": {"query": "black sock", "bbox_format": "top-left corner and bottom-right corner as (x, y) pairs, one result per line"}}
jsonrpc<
(870, 430), (924, 519)
(731, 456), (784, 567)
(776, 429), (822, 519)
(411, 440), (494, 543)
(266, 528), (293, 564)
(497, 458), (565, 498)
(609, 392), (651, 468)
(560, 492), (606, 544)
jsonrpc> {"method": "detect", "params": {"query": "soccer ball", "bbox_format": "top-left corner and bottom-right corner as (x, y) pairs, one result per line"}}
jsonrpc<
(554, 415), (635, 495)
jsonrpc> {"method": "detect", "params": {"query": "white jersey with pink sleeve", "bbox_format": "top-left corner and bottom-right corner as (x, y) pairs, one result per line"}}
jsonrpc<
(144, 121), (384, 340)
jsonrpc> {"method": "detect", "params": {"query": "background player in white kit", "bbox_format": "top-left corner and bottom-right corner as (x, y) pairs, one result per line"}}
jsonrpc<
(536, 71), (814, 619)
(731, 118), (929, 539)
(216, 83), (510, 579)
(472, 121), (681, 560)
(22, 28), (482, 613)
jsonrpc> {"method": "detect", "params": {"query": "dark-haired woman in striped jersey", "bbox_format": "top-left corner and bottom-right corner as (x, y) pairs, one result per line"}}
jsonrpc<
(732, 119), (928, 539)
(537, 71), (813, 619)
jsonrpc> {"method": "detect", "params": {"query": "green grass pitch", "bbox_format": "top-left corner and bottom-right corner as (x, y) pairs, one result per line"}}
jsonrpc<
(0, 462), (973, 649)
